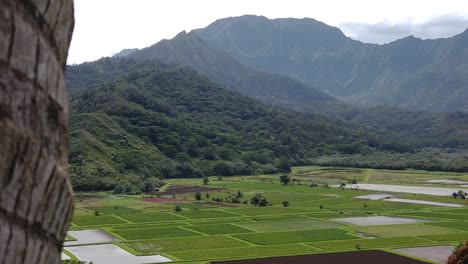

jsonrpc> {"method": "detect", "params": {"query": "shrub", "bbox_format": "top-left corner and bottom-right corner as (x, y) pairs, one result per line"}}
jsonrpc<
(203, 176), (209, 185)
(142, 177), (165, 193)
(251, 194), (270, 207)
(279, 175), (291, 185)
(447, 241), (468, 264)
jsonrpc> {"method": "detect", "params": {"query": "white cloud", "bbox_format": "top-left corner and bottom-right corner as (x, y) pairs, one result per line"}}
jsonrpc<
(68, 0), (468, 64)
(341, 14), (468, 44)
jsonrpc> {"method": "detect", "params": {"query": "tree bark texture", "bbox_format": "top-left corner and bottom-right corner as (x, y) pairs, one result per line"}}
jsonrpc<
(0, 0), (74, 263)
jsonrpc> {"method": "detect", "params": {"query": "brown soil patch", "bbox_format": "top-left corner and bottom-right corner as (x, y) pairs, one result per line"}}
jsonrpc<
(211, 250), (429, 264)
(141, 198), (191, 204)
(161, 185), (226, 195)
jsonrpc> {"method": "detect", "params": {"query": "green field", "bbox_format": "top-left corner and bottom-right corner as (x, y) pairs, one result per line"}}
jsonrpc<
(348, 223), (458, 238)
(186, 224), (253, 235)
(119, 212), (186, 223)
(418, 232), (468, 242)
(426, 221), (468, 231)
(72, 215), (127, 226)
(398, 212), (468, 220)
(111, 222), (190, 230)
(439, 208), (468, 214)
(190, 218), (253, 225)
(68, 166), (468, 263)
(177, 210), (240, 219)
(226, 207), (311, 216)
(237, 219), (342, 232)
(113, 226), (201, 240)
(169, 244), (316, 261)
(122, 236), (250, 253)
(233, 229), (356, 245)
(248, 214), (310, 222)
(310, 236), (432, 250)
(86, 206), (140, 215)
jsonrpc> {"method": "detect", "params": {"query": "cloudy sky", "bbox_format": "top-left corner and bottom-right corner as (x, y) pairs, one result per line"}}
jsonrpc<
(68, 0), (468, 64)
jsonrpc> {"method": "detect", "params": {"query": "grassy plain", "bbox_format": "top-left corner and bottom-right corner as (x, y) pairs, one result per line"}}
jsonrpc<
(67, 166), (468, 263)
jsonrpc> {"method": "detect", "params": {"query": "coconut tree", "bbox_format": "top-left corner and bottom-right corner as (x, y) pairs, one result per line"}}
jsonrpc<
(0, 0), (75, 263)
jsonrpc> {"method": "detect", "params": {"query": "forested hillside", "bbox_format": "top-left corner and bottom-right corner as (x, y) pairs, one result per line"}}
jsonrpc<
(126, 31), (335, 109)
(67, 56), (468, 193)
(68, 58), (382, 192)
(305, 103), (468, 149)
(107, 19), (468, 151)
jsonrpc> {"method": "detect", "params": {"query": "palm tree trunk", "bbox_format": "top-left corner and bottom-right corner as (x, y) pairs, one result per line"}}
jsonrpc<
(0, 0), (74, 263)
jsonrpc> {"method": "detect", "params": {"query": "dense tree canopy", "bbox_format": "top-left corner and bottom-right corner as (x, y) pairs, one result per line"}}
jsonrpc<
(67, 58), (468, 193)
(67, 59), (383, 192)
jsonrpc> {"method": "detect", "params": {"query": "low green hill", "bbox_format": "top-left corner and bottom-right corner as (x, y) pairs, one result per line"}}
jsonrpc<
(68, 59), (380, 192)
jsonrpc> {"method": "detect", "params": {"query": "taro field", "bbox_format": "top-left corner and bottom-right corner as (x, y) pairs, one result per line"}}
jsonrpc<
(64, 166), (468, 263)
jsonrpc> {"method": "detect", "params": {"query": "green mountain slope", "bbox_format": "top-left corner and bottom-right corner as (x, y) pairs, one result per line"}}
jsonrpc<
(68, 59), (383, 192)
(305, 103), (468, 149)
(70, 113), (165, 192)
(126, 31), (335, 108)
(67, 58), (468, 193)
(101, 18), (468, 149)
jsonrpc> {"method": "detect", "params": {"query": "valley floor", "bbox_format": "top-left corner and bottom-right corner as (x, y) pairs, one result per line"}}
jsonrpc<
(65, 166), (468, 264)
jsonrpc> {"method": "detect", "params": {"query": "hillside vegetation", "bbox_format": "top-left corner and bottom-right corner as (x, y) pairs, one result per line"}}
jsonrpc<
(110, 19), (468, 151)
(127, 31), (335, 109)
(68, 59), (383, 192)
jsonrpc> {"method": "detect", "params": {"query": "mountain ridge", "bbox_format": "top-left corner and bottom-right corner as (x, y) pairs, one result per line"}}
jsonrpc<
(196, 15), (468, 112)
(65, 15), (468, 193)
(125, 30), (336, 109)
(99, 19), (468, 150)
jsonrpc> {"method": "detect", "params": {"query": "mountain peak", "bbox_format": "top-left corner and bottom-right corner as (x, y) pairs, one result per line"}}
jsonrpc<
(404, 35), (418, 40)
(222, 14), (269, 23)
(113, 48), (138, 58)
(201, 15), (345, 36)
(198, 15), (347, 48)
(196, 16), (348, 73)
(175, 30), (188, 37)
